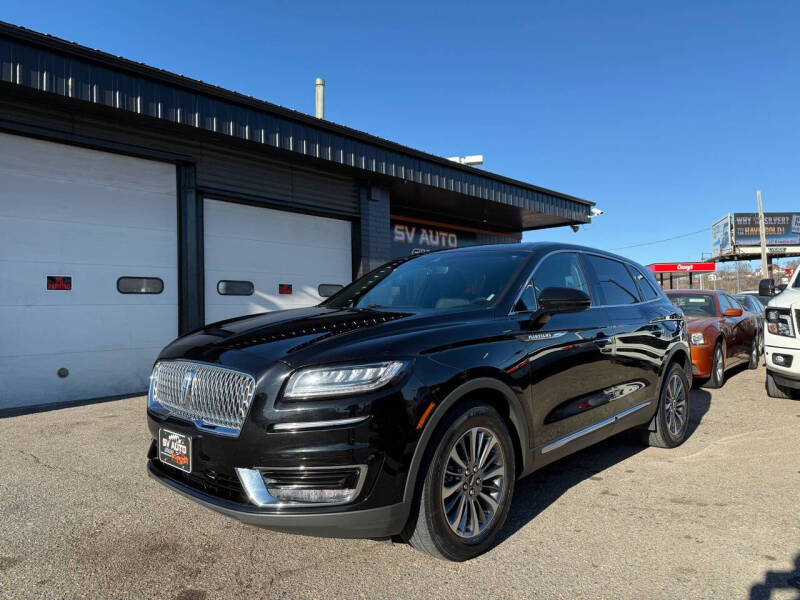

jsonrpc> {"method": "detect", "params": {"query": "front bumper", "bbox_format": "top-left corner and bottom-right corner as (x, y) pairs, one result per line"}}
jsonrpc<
(764, 342), (800, 384)
(147, 459), (409, 538)
(689, 344), (714, 378)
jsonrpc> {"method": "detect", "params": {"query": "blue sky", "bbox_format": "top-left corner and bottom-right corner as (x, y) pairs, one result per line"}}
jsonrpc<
(5, 1), (799, 266)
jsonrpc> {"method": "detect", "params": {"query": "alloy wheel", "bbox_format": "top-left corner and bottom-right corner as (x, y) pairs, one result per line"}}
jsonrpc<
(441, 427), (506, 539)
(664, 372), (688, 437)
(715, 347), (724, 382)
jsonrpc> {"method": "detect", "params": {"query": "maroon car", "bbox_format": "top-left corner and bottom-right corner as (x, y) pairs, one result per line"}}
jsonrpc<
(666, 290), (760, 388)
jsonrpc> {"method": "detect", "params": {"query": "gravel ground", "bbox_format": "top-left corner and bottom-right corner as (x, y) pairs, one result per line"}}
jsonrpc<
(1, 364), (799, 599)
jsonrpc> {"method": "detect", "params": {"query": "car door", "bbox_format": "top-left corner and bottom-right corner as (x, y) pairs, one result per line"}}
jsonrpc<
(727, 294), (756, 357)
(517, 251), (621, 454)
(579, 255), (663, 417)
(719, 293), (747, 361)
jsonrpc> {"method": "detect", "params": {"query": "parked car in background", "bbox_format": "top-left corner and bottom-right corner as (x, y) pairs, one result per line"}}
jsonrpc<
(146, 243), (692, 561)
(760, 277), (800, 399)
(738, 290), (772, 307)
(735, 293), (765, 353)
(665, 290), (759, 388)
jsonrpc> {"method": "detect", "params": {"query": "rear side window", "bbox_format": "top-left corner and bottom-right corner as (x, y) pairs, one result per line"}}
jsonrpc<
(583, 255), (640, 305)
(630, 266), (660, 301)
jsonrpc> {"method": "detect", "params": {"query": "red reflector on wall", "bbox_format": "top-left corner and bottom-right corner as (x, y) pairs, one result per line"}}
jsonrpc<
(279, 284), (292, 295)
(47, 276), (72, 290)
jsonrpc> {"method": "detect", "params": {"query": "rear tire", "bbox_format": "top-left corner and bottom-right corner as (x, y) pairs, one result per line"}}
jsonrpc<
(643, 362), (691, 449)
(703, 342), (725, 389)
(748, 338), (759, 370)
(766, 370), (794, 399)
(403, 401), (515, 561)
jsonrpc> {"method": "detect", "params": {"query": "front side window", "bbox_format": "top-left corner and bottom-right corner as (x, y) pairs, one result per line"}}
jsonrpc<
(514, 252), (591, 312)
(583, 255), (640, 305)
(323, 251), (529, 311)
(718, 294), (734, 313)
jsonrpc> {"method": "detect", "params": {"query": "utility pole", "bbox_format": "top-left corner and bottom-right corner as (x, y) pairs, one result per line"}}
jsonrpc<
(758, 190), (769, 278)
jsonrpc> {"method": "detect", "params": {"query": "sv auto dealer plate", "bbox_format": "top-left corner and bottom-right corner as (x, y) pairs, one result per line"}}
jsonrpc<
(158, 429), (192, 473)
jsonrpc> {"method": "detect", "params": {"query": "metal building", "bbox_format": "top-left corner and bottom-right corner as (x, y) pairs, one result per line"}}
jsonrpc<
(0, 22), (593, 411)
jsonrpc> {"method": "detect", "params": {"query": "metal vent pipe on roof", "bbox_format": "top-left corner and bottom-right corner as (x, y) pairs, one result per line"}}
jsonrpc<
(315, 78), (325, 119)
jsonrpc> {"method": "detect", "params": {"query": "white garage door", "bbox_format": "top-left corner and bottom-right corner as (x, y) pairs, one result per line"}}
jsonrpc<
(0, 133), (178, 411)
(204, 198), (352, 324)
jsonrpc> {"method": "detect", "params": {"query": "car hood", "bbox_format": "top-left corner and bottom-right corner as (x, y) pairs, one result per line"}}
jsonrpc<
(768, 287), (800, 308)
(158, 305), (487, 371)
(683, 315), (721, 331)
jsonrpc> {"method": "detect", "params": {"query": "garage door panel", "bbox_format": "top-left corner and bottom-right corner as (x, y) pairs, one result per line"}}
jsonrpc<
(0, 133), (176, 195)
(204, 200), (350, 249)
(0, 216), (177, 265)
(2, 304), (177, 357)
(0, 173), (176, 230)
(204, 198), (351, 324)
(204, 237), (350, 276)
(0, 347), (161, 409)
(0, 262), (177, 307)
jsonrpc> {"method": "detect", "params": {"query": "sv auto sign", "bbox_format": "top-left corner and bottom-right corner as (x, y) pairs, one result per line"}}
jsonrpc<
(391, 220), (476, 258)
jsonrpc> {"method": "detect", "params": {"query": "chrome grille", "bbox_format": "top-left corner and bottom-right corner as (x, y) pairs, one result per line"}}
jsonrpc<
(150, 361), (256, 435)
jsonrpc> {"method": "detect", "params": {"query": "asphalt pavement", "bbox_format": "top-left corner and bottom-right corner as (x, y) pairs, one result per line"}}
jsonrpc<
(1, 364), (799, 599)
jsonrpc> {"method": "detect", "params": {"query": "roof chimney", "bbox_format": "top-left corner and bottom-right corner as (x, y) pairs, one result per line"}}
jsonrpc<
(315, 77), (325, 119)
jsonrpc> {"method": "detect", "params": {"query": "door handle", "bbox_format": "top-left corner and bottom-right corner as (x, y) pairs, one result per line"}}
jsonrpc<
(594, 335), (612, 347)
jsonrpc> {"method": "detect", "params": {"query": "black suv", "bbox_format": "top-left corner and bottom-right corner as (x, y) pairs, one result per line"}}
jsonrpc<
(147, 243), (690, 561)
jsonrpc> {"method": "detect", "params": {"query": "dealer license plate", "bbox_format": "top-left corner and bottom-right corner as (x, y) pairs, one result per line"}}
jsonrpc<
(158, 428), (192, 473)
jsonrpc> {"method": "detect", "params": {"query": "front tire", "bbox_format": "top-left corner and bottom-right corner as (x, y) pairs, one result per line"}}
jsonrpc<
(403, 401), (515, 561)
(644, 362), (691, 448)
(766, 370), (795, 399)
(748, 338), (759, 370)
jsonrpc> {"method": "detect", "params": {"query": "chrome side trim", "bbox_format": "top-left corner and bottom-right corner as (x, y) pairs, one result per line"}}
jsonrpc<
(541, 401), (651, 454)
(272, 415), (369, 432)
(236, 465), (367, 508)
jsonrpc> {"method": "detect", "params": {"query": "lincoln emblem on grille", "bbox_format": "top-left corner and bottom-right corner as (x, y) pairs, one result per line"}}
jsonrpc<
(181, 369), (195, 408)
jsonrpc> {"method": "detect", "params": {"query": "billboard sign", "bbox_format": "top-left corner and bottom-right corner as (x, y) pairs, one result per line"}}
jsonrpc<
(732, 213), (800, 247)
(711, 214), (731, 257)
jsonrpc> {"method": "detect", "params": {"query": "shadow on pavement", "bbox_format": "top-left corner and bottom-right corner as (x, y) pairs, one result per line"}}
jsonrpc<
(749, 553), (800, 600)
(495, 387), (712, 545)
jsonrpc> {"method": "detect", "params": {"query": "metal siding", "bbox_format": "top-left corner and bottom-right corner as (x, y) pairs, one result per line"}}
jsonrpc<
(0, 33), (591, 225)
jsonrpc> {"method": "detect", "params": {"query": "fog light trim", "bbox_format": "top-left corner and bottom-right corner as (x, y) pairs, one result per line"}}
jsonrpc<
(236, 465), (367, 508)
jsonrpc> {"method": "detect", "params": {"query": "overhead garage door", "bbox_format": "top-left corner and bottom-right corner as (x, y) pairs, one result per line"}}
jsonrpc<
(204, 198), (352, 324)
(0, 133), (178, 411)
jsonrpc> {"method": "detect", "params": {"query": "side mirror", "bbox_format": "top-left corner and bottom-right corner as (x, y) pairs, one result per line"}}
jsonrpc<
(724, 308), (743, 317)
(538, 287), (591, 314)
(759, 278), (775, 297)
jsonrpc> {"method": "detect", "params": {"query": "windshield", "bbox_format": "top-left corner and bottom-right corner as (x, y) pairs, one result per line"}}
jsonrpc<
(668, 293), (717, 317)
(322, 251), (529, 311)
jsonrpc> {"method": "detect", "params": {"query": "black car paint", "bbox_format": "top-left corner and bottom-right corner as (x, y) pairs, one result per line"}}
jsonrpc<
(146, 243), (690, 538)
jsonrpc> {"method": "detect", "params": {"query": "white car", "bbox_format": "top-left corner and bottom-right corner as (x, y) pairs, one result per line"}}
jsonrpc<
(762, 276), (800, 398)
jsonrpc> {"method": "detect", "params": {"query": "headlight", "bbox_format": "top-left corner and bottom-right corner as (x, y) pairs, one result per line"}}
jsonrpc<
(766, 308), (795, 337)
(283, 361), (408, 399)
(689, 333), (706, 346)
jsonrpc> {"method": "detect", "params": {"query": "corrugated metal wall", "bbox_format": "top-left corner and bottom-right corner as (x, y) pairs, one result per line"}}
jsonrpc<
(0, 31), (591, 225)
(196, 151), (359, 216)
